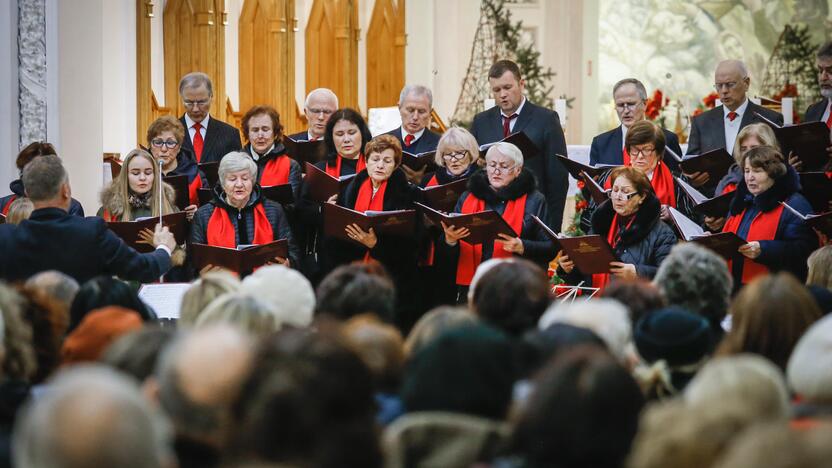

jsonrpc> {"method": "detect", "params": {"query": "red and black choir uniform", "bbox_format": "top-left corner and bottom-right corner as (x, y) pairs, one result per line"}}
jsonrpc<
(163, 147), (208, 207)
(722, 166), (816, 288)
(445, 168), (555, 297)
(190, 183), (300, 268)
(243, 141), (302, 201)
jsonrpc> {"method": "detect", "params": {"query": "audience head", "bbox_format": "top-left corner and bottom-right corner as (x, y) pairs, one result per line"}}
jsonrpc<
(471, 258), (550, 336)
(146, 115), (186, 169)
(179, 271), (240, 326)
(488, 59), (525, 115)
(402, 324), (517, 420)
(467, 258), (511, 305)
(61, 307), (144, 366)
(102, 326), (175, 383)
(521, 323), (607, 378)
(714, 423), (832, 468)
(240, 265), (315, 328)
(343, 313), (405, 394)
(485, 142), (524, 189)
(404, 305), (478, 357)
(15, 284), (72, 384)
(731, 122), (779, 165)
(654, 243), (732, 332)
(195, 292), (281, 336)
(15, 141), (57, 172)
(434, 126), (480, 175)
(68, 276), (155, 332)
(179, 71), (214, 123)
(718, 272), (821, 371)
(787, 314), (832, 403)
(21, 155), (70, 208)
(816, 41), (832, 99)
(0, 283), (37, 381)
(509, 346), (644, 468)
(13, 365), (173, 468)
(315, 262), (396, 323)
(242, 105), (284, 154)
(612, 78), (648, 127)
(398, 84), (433, 135)
(325, 108), (373, 160)
(684, 354), (790, 421)
(807, 245), (832, 290)
(304, 88), (339, 139)
(714, 59), (750, 111)
(601, 278), (665, 324)
(539, 298), (632, 363)
(24, 270), (79, 320)
(6, 197), (33, 224)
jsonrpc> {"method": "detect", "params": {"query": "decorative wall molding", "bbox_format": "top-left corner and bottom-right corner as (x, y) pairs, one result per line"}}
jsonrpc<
(18, 0), (47, 147)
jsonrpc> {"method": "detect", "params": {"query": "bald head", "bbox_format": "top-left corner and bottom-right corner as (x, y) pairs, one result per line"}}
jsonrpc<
(714, 60), (750, 111)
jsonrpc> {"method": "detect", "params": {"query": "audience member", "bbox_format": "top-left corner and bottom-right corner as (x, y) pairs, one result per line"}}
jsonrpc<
(470, 259), (550, 336)
(68, 276), (155, 332)
(178, 271), (240, 326)
(403, 305), (478, 357)
(520, 323), (607, 379)
(601, 279), (665, 324)
(195, 293), (281, 336)
(239, 265), (315, 328)
(15, 285), (68, 384)
(0, 283), (37, 383)
(61, 307), (144, 366)
(315, 262), (397, 323)
(807, 245), (832, 290)
(5, 197), (33, 225)
(787, 314), (832, 428)
(538, 298), (632, 364)
(102, 326), (175, 383)
(712, 423), (832, 468)
(23, 270), (79, 322)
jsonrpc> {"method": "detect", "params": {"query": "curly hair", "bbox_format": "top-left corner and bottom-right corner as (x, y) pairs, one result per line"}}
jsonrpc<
(0, 283), (38, 381)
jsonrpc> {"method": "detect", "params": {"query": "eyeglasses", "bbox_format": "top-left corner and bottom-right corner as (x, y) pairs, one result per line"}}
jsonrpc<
(629, 146), (656, 158)
(713, 82), (739, 91)
(151, 139), (179, 149)
(183, 99), (210, 108)
(307, 108), (334, 116)
(442, 150), (469, 162)
(608, 189), (639, 201)
(486, 163), (516, 173)
(615, 101), (643, 111)
(402, 107), (430, 116)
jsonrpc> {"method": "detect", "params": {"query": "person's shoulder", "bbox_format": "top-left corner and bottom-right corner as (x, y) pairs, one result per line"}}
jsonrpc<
(286, 130), (308, 141)
(662, 127), (680, 143)
(592, 126), (618, 144)
(749, 101), (781, 120)
(210, 117), (241, 134)
(472, 106), (498, 124)
(383, 126), (403, 137)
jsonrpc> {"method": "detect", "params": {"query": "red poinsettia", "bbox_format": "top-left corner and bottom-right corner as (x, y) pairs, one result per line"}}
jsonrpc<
(575, 199), (589, 211)
(645, 89), (667, 121)
(576, 179), (585, 189)
(702, 92), (719, 109)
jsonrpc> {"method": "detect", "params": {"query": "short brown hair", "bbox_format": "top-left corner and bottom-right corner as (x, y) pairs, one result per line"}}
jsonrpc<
(364, 134), (402, 167)
(609, 166), (653, 198)
(625, 120), (666, 158)
(488, 59), (522, 81)
(241, 105), (284, 141)
(146, 116), (185, 147)
(740, 146), (786, 179)
(16, 142), (57, 171)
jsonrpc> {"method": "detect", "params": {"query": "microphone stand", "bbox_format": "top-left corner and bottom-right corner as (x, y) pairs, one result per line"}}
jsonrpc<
(158, 158), (165, 283)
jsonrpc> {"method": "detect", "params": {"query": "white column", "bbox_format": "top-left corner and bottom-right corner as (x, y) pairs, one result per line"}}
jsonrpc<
(102, 0), (137, 152)
(0, 0), (19, 189)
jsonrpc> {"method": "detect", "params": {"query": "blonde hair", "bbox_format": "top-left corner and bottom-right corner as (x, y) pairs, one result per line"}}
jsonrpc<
(195, 292), (281, 337)
(807, 246), (832, 290)
(731, 123), (780, 165)
(179, 271), (241, 326)
(435, 127), (481, 168)
(6, 197), (34, 225)
(105, 149), (176, 220)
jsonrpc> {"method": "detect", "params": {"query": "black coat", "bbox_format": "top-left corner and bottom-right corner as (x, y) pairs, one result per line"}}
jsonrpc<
(1, 179), (84, 217)
(804, 98), (829, 122)
(0, 207), (171, 284)
(179, 114), (242, 164)
(190, 184), (300, 268)
(242, 142), (302, 201)
(383, 126), (441, 154)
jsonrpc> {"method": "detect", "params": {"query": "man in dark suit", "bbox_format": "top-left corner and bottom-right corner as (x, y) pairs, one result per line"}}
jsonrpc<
(178, 72), (242, 164)
(384, 85), (442, 183)
(590, 78), (682, 172)
(0, 156), (176, 285)
(686, 60), (783, 195)
(803, 41), (832, 170)
(287, 88), (339, 142)
(470, 60), (568, 231)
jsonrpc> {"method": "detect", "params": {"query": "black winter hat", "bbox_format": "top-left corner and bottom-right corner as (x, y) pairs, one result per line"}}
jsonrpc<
(634, 306), (714, 366)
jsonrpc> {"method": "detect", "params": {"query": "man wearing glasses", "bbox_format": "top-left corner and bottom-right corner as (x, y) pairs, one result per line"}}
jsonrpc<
(384, 85), (441, 183)
(288, 88), (339, 142)
(685, 60), (783, 195)
(589, 78), (683, 173)
(178, 72), (242, 164)
(803, 42), (832, 165)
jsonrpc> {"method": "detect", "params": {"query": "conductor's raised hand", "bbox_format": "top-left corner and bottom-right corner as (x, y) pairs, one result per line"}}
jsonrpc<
(441, 221), (470, 245)
(153, 223), (177, 252)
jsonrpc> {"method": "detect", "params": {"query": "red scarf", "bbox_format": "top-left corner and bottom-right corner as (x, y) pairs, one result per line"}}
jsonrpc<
(455, 193), (527, 286)
(101, 209), (119, 222)
(206, 203), (274, 248)
(425, 175), (439, 187)
(591, 214), (635, 290)
(723, 204), (785, 284)
(188, 176), (202, 206)
(721, 183), (737, 195)
(353, 178), (387, 262)
(326, 154), (366, 177)
(604, 161), (675, 207)
(622, 147), (631, 166)
(2, 195), (17, 215)
(259, 155), (292, 186)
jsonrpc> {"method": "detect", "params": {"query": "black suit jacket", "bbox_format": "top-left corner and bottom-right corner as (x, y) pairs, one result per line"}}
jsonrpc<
(589, 125), (683, 172)
(0, 208), (171, 284)
(179, 115), (242, 164)
(686, 102), (784, 156)
(470, 100), (568, 231)
(287, 130), (311, 142)
(804, 98), (829, 122)
(383, 126), (441, 154)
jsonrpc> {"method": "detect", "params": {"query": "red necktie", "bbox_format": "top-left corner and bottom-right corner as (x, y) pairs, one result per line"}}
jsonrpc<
(192, 122), (205, 162)
(727, 111), (738, 122)
(404, 134), (415, 147)
(825, 112), (832, 129)
(503, 113), (517, 138)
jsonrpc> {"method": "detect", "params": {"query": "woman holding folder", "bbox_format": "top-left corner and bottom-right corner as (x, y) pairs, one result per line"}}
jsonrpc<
(241, 105), (302, 200)
(442, 142), (554, 300)
(722, 146), (816, 287)
(190, 152), (299, 267)
(98, 149), (178, 221)
(420, 127), (481, 188)
(147, 116), (205, 211)
(558, 167), (676, 289)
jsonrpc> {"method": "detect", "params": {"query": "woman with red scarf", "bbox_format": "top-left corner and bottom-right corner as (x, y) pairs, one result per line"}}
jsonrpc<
(322, 134), (420, 329)
(558, 167), (677, 290)
(146, 116), (204, 214)
(190, 152), (299, 268)
(722, 146), (816, 288)
(241, 105), (302, 200)
(442, 142), (555, 302)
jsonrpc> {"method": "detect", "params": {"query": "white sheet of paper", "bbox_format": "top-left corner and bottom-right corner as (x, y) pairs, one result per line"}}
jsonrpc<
(138, 283), (192, 320)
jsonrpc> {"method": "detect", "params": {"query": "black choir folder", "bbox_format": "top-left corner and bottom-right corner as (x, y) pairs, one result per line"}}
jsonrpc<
(190, 240), (288, 274)
(580, 171), (610, 204)
(417, 203), (516, 245)
(323, 203), (416, 243)
(556, 154), (620, 180)
(757, 113), (831, 171)
(668, 207), (745, 259)
(283, 137), (328, 167)
(402, 151), (437, 171)
(198, 161), (219, 186)
(304, 162), (356, 203)
(162, 174), (190, 210)
(479, 131), (539, 160)
(107, 211), (189, 253)
(679, 148), (734, 181)
(675, 177), (734, 218)
(531, 215), (617, 274)
(780, 202), (832, 238)
(197, 184), (293, 206)
(799, 172), (832, 213)
(417, 178), (469, 212)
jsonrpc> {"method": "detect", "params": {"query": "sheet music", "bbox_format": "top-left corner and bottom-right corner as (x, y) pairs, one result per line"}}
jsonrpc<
(138, 283), (191, 320)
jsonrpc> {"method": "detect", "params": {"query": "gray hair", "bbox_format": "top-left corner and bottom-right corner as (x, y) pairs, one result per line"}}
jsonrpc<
(485, 142), (523, 168)
(817, 41), (832, 60)
(13, 365), (173, 468)
(538, 298), (632, 362)
(218, 151), (258, 182)
(25, 271), (80, 313)
(653, 243), (732, 329)
(179, 271), (241, 327)
(787, 314), (832, 403)
(398, 84), (434, 108)
(305, 88), (339, 109)
(195, 292), (281, 336)
(178, 72), (213, 96)
(612, 78), (648, 101)
(240, 265), (316, 328)
(21, 155), (67, 202)
(435, 126), (481, 167)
